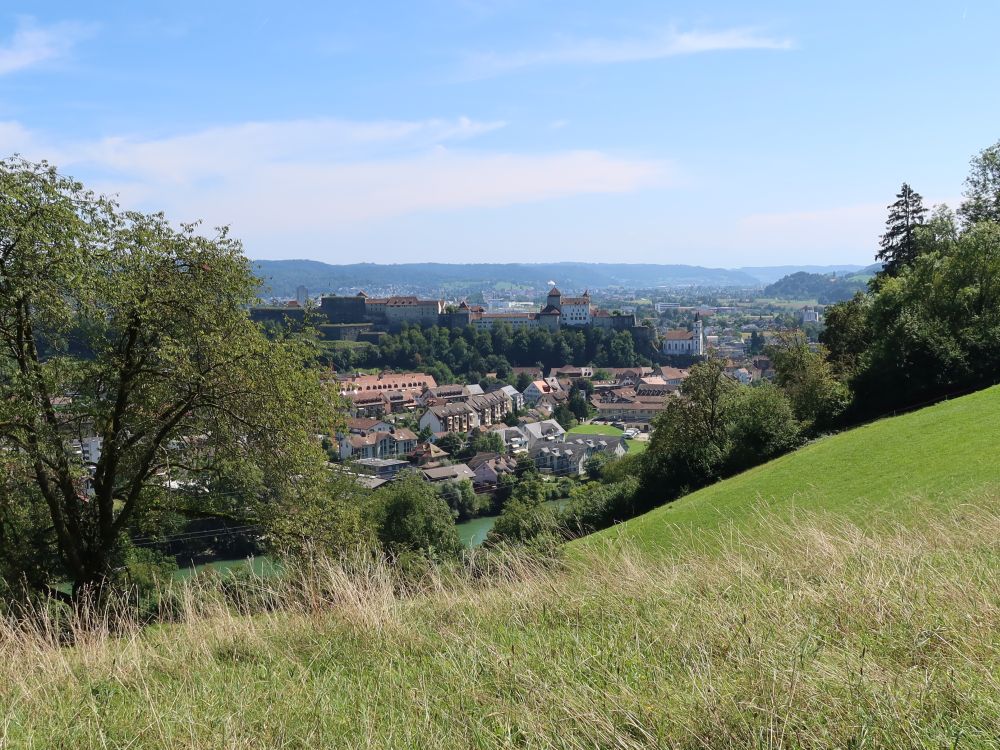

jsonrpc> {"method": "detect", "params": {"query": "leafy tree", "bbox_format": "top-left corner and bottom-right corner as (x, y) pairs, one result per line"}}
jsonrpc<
(494, 358), (513, 382)
(915, 204), (960, 257)
(485, 476), (557, 547)
(366, 474), (462, 560)
(768, 332), (850, 430)
(748, 330), (766, 355)
(514, 455), (538, 477)
(584, 452), (610, 480)
(552, 403), (577, 430)
(723, 384), (801, 474)
(469, 430), (504, 455)
(568, 391), (591, 421)
(0, 159), (336, 600)
(515, 371), (534, 392)
(958, 139), (1000, 227)
(640, 360), (734, 497)
(820, 294), (870, 380)
(266, 472), (372, 559)
(437, 479), (481, 521)
(609, 331), (638, 367)
(490, 472), (518, 514)
(561, 477), (640, 535)
(852, 221), (1000, 414)
(435, 432), (465, 457)
(877, 183), (928, 277)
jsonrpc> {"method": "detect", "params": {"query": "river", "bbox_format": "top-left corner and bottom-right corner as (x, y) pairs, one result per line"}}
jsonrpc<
(455, 499), (567, 548)
(176, 499), (567, 579)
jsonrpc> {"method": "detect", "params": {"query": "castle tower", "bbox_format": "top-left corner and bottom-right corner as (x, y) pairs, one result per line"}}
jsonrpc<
(546, 286), (562, 312)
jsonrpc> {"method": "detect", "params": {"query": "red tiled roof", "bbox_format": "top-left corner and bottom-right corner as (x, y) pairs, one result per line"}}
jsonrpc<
(663, 330), (695, 340)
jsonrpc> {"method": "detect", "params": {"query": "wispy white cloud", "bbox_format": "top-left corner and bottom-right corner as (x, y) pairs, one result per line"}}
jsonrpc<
(0, 17), (94, 75)
(0, 116), (665, 241)
(467, 26), (794, 76)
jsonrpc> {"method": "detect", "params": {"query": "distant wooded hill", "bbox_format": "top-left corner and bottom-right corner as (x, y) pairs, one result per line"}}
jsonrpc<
(763, 269), (877, 304)
(251, 260), (869, 298)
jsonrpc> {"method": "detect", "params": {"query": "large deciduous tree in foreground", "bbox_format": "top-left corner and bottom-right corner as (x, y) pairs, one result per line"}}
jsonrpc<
(0, 159), (335, 600)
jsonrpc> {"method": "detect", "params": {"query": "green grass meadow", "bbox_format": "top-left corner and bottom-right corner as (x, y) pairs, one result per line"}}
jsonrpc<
(2, 389), (998, 748)
(566, 423), (624, 436)
(590, 385), (1000, 555)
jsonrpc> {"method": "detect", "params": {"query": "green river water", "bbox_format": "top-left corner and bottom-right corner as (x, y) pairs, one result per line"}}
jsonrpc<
(175, 499), (568, 579)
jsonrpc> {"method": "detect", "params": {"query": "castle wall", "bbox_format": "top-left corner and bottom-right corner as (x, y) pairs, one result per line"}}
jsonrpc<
(319, 296), (367, 324)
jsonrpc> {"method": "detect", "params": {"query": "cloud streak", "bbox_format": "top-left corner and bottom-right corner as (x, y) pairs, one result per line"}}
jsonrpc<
(466, 26), (794, 76)
(0, 17), (94, 75)
(1, 116), (666, 246)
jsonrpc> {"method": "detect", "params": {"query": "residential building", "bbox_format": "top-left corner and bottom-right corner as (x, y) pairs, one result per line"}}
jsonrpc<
(487, 424), (529, 451)
(419, 384), (469, 404)
(564, 434), (628, 460)
(523, 378), (562, 404)
(521, 419), (566, 447)
(338, 426), (418, 461)
(591, 388), (673, 427)
(345, 391), (389, 418)
(466, 452), (518, 487)
(410, 441), (450, 466)
(422, 464), (476, 483)
(529, 443), (588, 476)
(799, 306), (821, 324)
(491, 384), (525, 412)
(419, 402), (477, 434)
(727, 366), (753, 385)
(530, 434), (627, 476)
(657, 366), (690, 386)
(466, 390), (513, 427)
(535, 389), (569, 415)
(355, 458), (410, 481)
(337, 372), (437, 396)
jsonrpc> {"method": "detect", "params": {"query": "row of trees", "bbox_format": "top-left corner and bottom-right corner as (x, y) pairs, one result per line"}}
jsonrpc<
(324, 321), (647, 384)
(825, 141), (1000, 416)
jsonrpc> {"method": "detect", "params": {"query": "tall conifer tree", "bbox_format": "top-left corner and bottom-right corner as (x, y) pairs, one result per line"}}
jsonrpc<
(877, 183), (928, 276)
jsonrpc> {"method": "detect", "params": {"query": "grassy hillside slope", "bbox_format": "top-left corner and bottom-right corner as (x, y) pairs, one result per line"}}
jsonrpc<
(591, 385), (1000, 554)
(2, 391), (998, 748)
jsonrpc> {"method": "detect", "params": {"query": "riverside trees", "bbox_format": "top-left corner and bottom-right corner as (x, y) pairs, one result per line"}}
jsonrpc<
(0, 159), (337, 601)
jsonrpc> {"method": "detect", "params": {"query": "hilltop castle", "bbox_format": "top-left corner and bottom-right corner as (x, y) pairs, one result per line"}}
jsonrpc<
(252, 287), (639, 335)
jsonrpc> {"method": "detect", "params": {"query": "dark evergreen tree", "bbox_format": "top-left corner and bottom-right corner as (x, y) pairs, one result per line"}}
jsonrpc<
(876, 183), (928, 276)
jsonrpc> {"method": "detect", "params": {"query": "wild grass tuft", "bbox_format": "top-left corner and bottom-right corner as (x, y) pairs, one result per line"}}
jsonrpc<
(1, 501), (998, 748)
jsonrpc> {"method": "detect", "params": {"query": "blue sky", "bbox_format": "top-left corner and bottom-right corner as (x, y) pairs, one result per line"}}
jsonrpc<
(1, 1), (997, 267)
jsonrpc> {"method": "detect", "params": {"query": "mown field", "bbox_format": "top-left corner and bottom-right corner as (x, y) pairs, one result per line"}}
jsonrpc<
(590, 385), (1000, 555)
(2, 388), (998, 748)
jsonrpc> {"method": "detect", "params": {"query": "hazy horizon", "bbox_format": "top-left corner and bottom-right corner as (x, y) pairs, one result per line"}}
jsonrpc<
(2, 1), (996, 266)
(250, 258), (871, 271)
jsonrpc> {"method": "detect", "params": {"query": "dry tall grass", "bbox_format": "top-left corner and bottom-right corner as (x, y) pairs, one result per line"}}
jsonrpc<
(1, 502), (998, 749)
